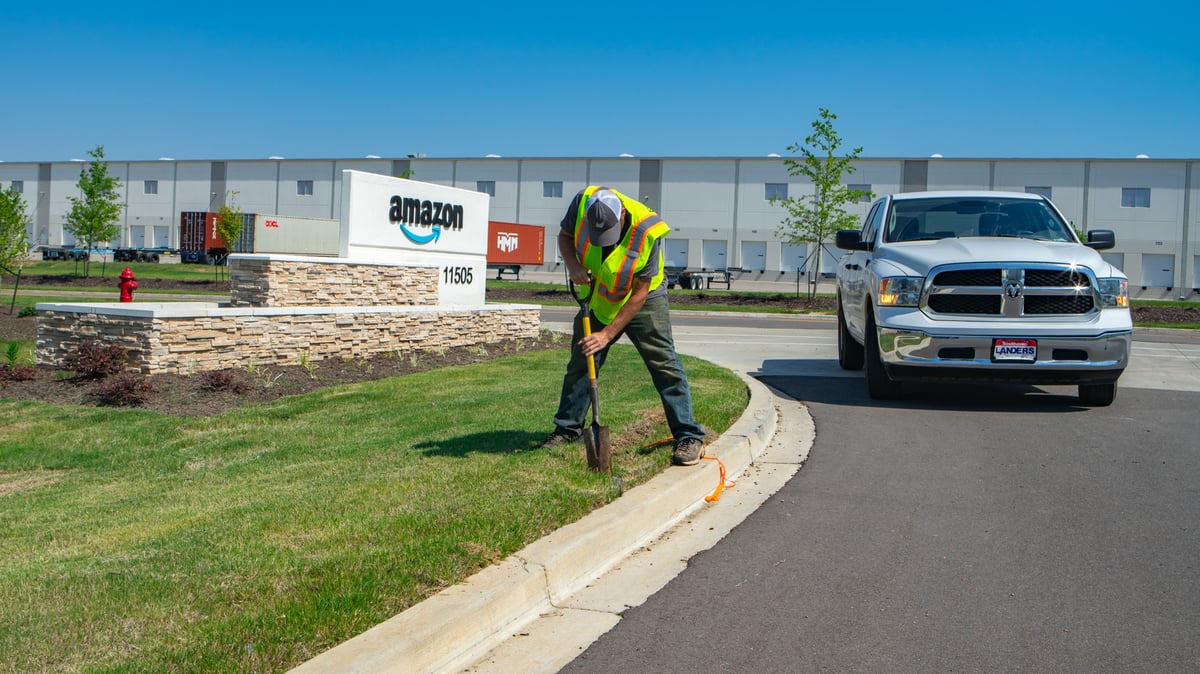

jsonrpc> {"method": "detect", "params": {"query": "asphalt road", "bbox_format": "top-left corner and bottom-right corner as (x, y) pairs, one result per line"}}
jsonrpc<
(542, 307), (1200, 672)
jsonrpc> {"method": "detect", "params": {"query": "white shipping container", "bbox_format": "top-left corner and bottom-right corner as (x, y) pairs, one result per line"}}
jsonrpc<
(251, 214), (340, 256)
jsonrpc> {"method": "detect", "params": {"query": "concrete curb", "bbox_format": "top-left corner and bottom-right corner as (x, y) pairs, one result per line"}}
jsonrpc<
(290, 372), (779, 674)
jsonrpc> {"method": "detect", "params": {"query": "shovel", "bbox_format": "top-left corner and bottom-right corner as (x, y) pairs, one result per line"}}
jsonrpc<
(570, 277), (612, 473)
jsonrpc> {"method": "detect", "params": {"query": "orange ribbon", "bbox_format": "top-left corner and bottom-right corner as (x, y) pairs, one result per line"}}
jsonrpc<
(702, 456), (736, 502)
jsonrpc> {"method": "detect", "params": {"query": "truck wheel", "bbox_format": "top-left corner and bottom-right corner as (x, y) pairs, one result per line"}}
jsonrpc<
(692, 277), (704, 290)
(1078, 382), (1117, 407)
(864, 314), (902, 400)
(837, 298), (864, 370)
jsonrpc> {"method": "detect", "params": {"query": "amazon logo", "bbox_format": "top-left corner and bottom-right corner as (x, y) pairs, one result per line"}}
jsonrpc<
(388, 195), (465, 244)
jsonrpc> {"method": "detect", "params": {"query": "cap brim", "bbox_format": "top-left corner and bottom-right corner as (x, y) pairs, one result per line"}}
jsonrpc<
(588, 222), (623, 247)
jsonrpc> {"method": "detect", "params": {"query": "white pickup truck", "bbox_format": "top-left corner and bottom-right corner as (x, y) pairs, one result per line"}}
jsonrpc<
(834, 191), (1132, 406)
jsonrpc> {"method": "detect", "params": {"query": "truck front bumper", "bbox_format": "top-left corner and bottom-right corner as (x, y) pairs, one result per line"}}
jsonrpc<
(876, 320), (1132, 385)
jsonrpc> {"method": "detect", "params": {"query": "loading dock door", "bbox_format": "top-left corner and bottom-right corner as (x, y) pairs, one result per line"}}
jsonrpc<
(740, 241), (766, 271)
(781, 244), (806, 273)
(702, 240), (727, 269)
(1142, 254), (1174, 287)
(665, 240), (689, 268)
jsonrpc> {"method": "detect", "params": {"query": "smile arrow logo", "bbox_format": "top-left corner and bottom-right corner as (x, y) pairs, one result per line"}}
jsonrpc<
(400, 224), (441, 245)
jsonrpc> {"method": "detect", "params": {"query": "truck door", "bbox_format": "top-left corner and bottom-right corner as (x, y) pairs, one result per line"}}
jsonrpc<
(842, 200), (885, 338)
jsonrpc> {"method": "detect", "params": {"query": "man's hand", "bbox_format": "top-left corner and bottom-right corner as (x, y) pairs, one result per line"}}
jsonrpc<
(564, 258), (591, 285)
(578, 328), (612, 357)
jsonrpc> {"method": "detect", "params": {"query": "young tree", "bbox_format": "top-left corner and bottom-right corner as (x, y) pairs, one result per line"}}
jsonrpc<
(64, 145), (124, 277)
(215, 190), (244, 254)
(773, 108), (870, 297)
(0, 185), (31, 273)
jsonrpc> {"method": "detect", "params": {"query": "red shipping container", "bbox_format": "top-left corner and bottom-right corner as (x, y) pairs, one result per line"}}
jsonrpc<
(487, 221), (545, 266)
(179, 211), (226, 253)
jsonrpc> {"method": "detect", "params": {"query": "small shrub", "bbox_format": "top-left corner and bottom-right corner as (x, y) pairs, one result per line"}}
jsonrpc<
(96, 373), (154, 406)
(0, 364), (38, 382)
(17, 305), (37, 318)
(200, 369), (250, 394)
(62, 340), (128, 379)
(4, 341), (20, 367)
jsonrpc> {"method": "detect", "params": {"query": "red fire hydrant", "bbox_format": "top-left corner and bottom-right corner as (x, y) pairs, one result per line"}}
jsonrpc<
(119, 267), (138, 302)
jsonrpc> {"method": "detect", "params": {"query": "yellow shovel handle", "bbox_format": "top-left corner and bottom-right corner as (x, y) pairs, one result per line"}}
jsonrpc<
(581, 315), (598, 381)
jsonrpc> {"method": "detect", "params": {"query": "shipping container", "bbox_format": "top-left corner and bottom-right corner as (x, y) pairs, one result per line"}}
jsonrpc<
(179, 211), (223, 253)
(485, 221), (545, 280)
(233, 214), (340, 256)
(486, 221), (545, 266)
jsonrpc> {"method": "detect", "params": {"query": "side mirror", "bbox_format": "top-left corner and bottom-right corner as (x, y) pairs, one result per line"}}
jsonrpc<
(1085, 229), (1115, 251)
(835, 230), (872, 251)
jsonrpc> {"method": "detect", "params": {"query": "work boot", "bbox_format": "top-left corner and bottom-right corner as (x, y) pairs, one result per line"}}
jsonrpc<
(671, 437), (705, 466)
(539, 431), (578, 449)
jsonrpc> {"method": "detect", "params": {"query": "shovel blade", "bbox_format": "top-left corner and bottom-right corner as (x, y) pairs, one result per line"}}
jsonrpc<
(583, 424), (611, 473)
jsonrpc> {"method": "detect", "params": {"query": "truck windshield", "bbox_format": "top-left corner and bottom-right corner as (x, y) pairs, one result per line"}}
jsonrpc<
(884, 197), (1074, 243)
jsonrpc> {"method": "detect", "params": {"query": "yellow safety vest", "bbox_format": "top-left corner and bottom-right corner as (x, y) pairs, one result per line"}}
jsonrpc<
(572, 186), (669, 324)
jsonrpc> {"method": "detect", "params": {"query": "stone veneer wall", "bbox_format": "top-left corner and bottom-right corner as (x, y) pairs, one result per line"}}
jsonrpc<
(229, 257), (439, 307)
(37, 306), (540, 375)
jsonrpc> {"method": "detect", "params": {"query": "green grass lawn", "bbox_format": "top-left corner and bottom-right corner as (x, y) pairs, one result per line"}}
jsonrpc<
(10, 259), (229, 283)
(0, 347), (746, 672)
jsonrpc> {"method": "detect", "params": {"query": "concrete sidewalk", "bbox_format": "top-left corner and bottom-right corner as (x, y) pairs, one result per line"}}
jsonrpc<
(290, 370), (813, 674)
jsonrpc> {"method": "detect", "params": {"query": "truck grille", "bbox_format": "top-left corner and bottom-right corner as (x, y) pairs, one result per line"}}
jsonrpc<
(925, 264), (1098, 318)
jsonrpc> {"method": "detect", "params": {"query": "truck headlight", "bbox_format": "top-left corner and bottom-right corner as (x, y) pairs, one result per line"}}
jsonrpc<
(1097, 278), (1129, 308)
(878, 277), (923, 307)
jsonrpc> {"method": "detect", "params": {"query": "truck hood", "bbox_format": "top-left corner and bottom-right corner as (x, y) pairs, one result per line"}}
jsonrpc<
(876, 238), (1124, 278)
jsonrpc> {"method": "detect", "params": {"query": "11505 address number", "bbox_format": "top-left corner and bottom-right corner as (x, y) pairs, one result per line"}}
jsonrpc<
(442, 266), (474, 285)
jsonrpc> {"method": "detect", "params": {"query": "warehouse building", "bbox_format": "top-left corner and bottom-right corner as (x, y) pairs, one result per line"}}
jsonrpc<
(1, 155), (1196, 297)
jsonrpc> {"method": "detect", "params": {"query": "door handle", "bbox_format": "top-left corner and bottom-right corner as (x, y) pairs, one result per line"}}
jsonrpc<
(844, 263), (860, 271)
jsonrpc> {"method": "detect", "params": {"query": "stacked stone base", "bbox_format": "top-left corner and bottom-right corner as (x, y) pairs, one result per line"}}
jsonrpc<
(36, 304), (540, 375)
(35, 255), (541, 376)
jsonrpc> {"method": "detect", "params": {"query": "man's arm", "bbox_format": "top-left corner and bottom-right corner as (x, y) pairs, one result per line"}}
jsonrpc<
(558, 229), (590, 285)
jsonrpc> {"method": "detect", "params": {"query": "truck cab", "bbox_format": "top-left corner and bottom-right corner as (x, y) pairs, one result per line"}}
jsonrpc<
(834, 191), (1132, 406)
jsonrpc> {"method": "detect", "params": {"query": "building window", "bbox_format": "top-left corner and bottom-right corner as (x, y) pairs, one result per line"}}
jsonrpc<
(847, 183), (872, 202)
(297, 180), (314, 196)
(144, 180), (158, 195)
(1121, 187), (1150, 208)
(10, 180), (22, 194)
(543, 181), (563, 198)
(1025, 186), (1052, 199)
(477, 180), (496, 197)
(765, 183), (788, 200)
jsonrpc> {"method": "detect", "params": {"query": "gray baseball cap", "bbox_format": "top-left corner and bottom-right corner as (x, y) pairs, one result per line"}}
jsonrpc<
(585, 190), (623, 246)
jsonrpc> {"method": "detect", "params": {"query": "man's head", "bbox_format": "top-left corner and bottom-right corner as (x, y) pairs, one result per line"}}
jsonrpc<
(585, 190), (624, 246)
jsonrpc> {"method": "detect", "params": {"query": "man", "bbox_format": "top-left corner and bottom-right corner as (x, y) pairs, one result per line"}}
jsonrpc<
(541, 186), (707, 466)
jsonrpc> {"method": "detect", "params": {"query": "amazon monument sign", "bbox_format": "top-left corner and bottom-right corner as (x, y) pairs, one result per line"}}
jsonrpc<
(339, 170), (489, 306)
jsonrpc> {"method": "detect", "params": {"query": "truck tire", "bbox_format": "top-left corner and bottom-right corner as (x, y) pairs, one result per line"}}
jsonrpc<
(1078, 382), (1117, 407)
(837, 297), (864, 370)
(864, 313), (902, 400)
(691, 276), (704, 290)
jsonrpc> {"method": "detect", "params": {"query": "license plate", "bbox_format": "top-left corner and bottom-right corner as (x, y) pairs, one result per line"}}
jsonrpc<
(993, 338), (1037, 362)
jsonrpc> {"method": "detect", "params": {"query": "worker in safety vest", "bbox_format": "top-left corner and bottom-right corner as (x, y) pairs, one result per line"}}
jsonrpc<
(541, 187), (707, 466)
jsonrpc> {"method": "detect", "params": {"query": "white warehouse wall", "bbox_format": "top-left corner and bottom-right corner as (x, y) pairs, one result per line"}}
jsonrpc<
(9, 154), (1197, 294)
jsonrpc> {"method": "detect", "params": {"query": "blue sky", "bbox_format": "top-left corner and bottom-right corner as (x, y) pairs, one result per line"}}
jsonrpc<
(2, 1), (1197, 163)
